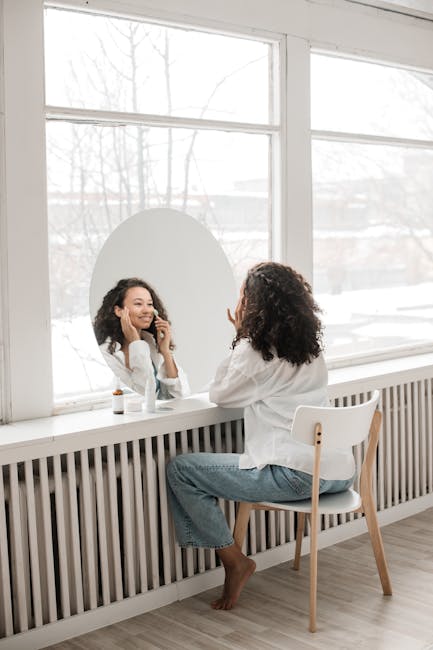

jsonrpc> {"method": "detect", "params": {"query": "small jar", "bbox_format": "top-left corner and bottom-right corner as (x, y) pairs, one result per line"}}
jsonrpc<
(126, 395), (143, 413)
(112, 380), (124, 414)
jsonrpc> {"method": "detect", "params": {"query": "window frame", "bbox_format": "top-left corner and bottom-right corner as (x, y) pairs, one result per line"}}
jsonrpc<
(310, 49), (433, 367)
(2, 0), (433, 421)
(44, 4), (288, 411)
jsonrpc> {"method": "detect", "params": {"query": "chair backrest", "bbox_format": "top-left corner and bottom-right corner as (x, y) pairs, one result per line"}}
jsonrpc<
(291, 390), (380, 449)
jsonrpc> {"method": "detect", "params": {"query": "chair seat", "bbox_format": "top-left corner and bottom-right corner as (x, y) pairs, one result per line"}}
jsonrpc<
(257, 487), (362, 515)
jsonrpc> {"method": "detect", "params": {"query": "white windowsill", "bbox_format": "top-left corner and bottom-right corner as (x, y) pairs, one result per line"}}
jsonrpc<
(1, 352), (433, 454)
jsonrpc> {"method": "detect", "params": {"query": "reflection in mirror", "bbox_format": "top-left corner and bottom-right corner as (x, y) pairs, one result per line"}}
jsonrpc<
(93, 278), (190, 399)
(90, 209), (237, 395)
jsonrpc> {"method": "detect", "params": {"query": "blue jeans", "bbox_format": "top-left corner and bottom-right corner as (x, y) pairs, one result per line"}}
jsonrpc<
(166, 452), (353, 549)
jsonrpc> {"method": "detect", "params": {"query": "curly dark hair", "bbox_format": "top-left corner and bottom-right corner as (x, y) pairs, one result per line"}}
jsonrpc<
(93, 278), (173, 354)
(232, 262), (323, 366)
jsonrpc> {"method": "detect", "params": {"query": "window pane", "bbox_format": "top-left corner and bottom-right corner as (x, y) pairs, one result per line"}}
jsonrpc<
(313, 140), (433, 359)
(47, 122), (270, 399)
(311, 54), (433, 140)
(45, 8), (271, 124)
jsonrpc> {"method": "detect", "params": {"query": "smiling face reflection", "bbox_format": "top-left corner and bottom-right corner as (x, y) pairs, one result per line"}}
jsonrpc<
(115, 286), (154, 330)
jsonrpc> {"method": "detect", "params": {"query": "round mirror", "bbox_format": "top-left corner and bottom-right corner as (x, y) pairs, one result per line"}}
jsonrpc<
(89, 209), (237, 394)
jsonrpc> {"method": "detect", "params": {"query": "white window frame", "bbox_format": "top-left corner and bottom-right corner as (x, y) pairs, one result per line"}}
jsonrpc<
(311, 49), (433, 369)
(46, 3), (289, 413)
(2, 0), (433, 421)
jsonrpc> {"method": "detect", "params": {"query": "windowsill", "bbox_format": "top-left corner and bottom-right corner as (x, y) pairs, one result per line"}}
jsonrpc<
(328, 349), (433, 391)
(0, 394), (242, 453)
(2, 351), (433, 453)
(325, 343), (433, 371)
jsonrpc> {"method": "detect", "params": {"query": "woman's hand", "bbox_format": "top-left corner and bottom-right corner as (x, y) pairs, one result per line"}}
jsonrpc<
(118, 307), (141, 344)
(227, 294), (245, 332)
(155, 317), (172, 354)
(155, 317), (178, 378)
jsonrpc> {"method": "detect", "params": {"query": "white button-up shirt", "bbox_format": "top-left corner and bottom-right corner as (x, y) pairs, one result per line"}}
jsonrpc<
(209, 339), (355, 480)
(100, 331), (190, 399)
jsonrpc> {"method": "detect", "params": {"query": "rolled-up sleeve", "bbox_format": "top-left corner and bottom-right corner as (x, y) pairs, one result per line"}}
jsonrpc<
(157, 361), (191, 399)
(209, 349), (258, 408)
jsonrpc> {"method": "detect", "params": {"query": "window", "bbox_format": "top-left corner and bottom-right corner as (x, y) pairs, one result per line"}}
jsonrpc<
(311, 54), (433, 362)
(44, 7), (279, 403)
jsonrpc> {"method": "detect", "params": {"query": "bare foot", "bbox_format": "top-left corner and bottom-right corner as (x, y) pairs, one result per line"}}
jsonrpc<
(211, 556), (256, 610)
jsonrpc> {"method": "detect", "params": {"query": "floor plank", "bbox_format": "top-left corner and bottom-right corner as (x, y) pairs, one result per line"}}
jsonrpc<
(44, 508), (433, 650)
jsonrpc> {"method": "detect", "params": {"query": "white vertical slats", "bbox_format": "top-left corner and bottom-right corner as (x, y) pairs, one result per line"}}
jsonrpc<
(119, 442), (135, 597)
(329, 395), (343, 526)
(66, 452), (84, 614)
(93, 447), (110, 605)
(269, 510), (276, 548)
(53, 455), (71, 619)
(39, 457), (57, 623)
(156, 435), (172, 586)
(330, 395), (343, 527)
(23, 460), (42, 628)
(419, 381), (427, 497)
(168, 432), (184, 582)
(406, 384), (413, 501)
(79, 450), (97, 610)
(132, 440), (148, 594)
(377, 391), (385, 512)
(9, 463), (28, 633)
(288, 510), (295, 543)
(427, 378), (433, 494)
(399, 384), (407, 503)
(192, 427), (200, 454)
(235, 420), (243, 454)
(258, 510), (266, 552)
(144, 437), (160, 589)
(106, 444), (123, 600)
(0, 466), (13, 637)
(353, 393), (363, 521)
(412, 382), (420, 499)
(214, 423), (222, 454)
(204, 425), (212, 453)
(366, 391), (377, 510)
(392, 385), (400, 507)
(277, 512), (285, 546)
(384, 387), (393, 509)
(249, 510), (257, 556)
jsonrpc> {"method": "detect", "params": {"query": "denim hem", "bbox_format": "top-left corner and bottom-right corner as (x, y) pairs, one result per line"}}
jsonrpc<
(176, 538), (234, 550)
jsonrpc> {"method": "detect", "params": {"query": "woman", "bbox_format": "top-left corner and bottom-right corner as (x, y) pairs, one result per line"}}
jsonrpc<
(166, 262), (354, 609)
(94, 278), (190, 399)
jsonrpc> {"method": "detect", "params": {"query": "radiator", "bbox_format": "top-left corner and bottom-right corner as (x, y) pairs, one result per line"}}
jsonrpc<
(0, 378), (432, 641)
(0, 443), (159, 636)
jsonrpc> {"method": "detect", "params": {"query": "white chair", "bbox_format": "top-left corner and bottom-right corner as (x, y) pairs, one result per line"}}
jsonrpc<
(233, 390), (392, 632)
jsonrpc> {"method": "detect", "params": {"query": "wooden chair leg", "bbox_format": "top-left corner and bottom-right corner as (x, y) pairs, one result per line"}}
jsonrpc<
(363, 496), (392, 595)
(293, 512), (305, 570)
(233, 502), (253, 549)
(309, 511), (318, 633)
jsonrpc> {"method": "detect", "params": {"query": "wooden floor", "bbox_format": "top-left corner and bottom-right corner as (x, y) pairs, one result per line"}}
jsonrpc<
(45, 508), (433, 650)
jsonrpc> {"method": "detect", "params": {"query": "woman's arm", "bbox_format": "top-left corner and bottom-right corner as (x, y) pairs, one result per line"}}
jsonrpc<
(156, 361), (191, 399)
(209, 342), (258, 408)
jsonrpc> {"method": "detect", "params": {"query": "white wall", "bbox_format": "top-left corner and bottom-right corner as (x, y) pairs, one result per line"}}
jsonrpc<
(1, 0), (433, 421)
(1, 0), (52, 422)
